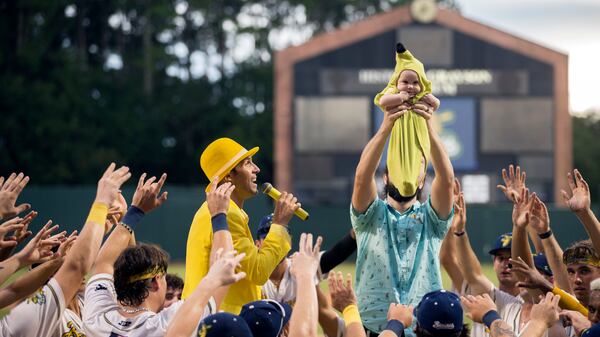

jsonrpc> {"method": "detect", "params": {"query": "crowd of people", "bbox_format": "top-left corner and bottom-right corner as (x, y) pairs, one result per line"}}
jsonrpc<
(1, 123), (599, 337)
(2, 46), (600, 337)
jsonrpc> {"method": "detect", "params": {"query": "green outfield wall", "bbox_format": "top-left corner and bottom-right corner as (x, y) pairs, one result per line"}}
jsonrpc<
(19, 186), (597, 262)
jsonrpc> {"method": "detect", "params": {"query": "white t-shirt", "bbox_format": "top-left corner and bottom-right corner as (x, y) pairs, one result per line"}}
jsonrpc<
(0, 278), (66, 337)
(55, 294), (85, 337)
(262, 259), (296, 305)
(262, 255), (324, 306)
(83, 273), (216, 337)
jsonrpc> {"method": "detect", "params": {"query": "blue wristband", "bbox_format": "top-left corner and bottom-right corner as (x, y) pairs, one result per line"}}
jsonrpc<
(211, 213), (229, 232)
(385, 320), (405, 337)
(482, 310), (501, 329)
(121, 206), (145, 227)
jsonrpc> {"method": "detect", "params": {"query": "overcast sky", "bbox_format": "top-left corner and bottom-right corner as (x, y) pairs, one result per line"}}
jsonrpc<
(459, 0), (600, 113)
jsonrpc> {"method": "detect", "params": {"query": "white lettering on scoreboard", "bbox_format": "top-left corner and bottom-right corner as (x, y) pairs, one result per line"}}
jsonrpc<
(358, 68), (493, 95)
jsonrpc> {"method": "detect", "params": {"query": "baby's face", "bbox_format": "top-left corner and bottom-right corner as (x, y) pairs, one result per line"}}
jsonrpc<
(396, 70), (421, 97)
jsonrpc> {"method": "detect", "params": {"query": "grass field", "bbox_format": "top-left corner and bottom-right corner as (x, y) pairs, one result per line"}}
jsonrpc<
(167, 262), (500, 292)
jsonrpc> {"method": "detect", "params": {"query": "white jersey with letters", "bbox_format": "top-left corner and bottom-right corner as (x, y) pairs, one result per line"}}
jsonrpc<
(0, 278), (66, 337)
(459, 281), (573, 337)
(83, 273), (216, 337)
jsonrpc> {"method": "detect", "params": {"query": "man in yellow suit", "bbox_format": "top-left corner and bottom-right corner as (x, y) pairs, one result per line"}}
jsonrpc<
(182, 137), (300, 314)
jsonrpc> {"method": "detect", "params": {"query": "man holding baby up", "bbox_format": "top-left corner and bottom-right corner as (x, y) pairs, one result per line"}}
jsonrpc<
(350, 43), (455, 336)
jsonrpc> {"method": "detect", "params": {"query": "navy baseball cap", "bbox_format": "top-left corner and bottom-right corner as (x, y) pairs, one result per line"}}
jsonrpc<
(488, 232), (513, 255)
(239, 299), (292, 337)
(416, 290), (463, 335)
(197, 312), (253, 337)
(256, 213), (273, 240)
(583, 323), (600, 337)
(533, 253), (553, 276)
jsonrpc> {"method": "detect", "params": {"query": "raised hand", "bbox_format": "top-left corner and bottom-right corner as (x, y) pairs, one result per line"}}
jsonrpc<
(497, 165), (527, 203)
(510, 257), (553, 293)
(529, 196), (550, 234)
(106, 193), (127, 229)
(12, 210), (37, 244)
(132, 173), (168, 213)
(412, 102), (434, 120)
(204, 248), (246, 287)
(561, 169), (591, 214)
(0, 217), (25, 248)
(328, 271), (357, 312)
(512, 188), (534, 228)
(0, 172), (31, 219)
(94, 163), (131, 207)
(272, 192), (300, 227)
(382, 104), (409, 131)
(560, 310), (591, 336)
(420, 93), (440, 111)
(14, 221), (61, 266)
(206, 178), (235, 216)
(290, 233), (323, 278)
(57, 231), (78, 258)
(461, 294), (497, 324)
(452, 178), (467, 232)
(387, 303), (413, 327)
(530, 292), (560, 328)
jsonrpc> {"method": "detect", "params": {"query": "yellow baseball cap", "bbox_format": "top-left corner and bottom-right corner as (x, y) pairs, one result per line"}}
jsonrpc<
(200, 138), (259, 191)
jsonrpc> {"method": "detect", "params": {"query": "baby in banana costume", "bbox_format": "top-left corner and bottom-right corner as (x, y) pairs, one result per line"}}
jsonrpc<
(374, 43), (436, 197)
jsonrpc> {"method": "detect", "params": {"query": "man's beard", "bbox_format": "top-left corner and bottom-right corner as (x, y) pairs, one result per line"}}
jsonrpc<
(384, 181), (421, 203)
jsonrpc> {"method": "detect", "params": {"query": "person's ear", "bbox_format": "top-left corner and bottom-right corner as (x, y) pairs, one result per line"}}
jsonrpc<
(149, 276), (161, 291)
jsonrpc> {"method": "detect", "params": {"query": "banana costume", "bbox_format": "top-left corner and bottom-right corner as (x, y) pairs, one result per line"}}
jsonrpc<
(374, 43), (432, 196)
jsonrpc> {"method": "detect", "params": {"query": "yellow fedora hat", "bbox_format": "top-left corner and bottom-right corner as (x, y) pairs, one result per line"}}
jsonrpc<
(200, 138), (259, 190)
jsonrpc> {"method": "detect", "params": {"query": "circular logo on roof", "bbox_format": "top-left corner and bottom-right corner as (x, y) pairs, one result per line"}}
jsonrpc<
(410, 0), (437, 23)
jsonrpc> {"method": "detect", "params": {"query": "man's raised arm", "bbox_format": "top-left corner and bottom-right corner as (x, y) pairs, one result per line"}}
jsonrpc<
(454, 192), (494, 295)
(352, 105), (405, 213)
(562, 169), (600, 253)
(414, 96), (454, 218)
(53, 163), (131, 305)
(92, 173), (167, 277)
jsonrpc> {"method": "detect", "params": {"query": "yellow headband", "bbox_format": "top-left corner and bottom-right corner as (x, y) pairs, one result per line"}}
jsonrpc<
(563, 256), (600, 268)
(128, 265), (166, 283)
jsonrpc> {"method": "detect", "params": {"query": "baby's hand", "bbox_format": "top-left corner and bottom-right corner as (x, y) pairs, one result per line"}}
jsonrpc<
(399, 91), (411, 102)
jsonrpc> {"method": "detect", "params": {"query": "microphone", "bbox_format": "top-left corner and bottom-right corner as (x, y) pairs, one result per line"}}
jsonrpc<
(261, 183), (309, 221)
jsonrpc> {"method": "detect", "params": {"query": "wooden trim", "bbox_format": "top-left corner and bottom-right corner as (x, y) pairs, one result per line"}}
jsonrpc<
(274, 54), (293, 191)
(553, 57), (571, 202)
(434, 9), (567, 65)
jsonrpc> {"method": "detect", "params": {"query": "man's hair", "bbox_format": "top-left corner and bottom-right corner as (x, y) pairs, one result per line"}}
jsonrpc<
(114, 243), (169, 307)
(383, 167), (424, 202)
(563, 240), (600, 266)
(166, 273), (184, 291)
(416, 323), (470, 337)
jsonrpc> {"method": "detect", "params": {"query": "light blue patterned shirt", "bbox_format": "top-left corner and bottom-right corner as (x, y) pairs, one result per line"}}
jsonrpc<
(350, 196), (453, 334)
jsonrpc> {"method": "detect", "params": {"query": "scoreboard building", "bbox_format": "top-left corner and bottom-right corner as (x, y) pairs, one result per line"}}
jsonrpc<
(274, 1), (570, 204)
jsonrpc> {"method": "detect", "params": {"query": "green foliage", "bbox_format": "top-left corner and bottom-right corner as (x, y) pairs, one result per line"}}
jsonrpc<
(0, 0), (452, 184)
(573, 113), (600, 202)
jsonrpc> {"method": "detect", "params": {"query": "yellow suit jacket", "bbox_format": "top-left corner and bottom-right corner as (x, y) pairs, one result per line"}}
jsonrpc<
(182, 200), (291, 313)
